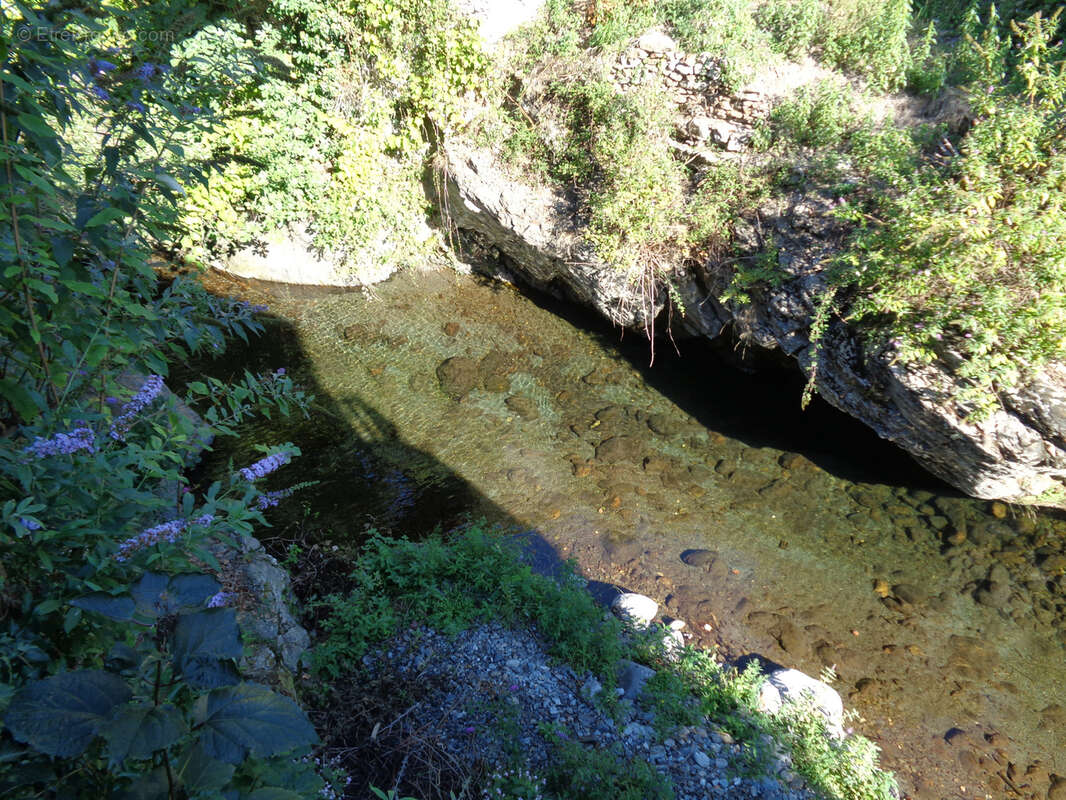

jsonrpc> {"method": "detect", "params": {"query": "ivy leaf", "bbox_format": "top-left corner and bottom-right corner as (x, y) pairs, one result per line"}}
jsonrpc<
(104, 703), (186, 766)
(175, 742), (235, 793)
(71, 592), (135, 622)
(4, 670), (132, 757)
(194, 683), (318, 764)
(168, 573), (221, 609)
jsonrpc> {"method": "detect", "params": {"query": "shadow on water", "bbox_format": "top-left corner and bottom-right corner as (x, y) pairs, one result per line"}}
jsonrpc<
(181, 304), (594, 586)
(504, 277), (955, 491)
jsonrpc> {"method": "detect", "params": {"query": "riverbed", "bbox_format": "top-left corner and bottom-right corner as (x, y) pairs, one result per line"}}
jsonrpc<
(189, 264), (1066, 800)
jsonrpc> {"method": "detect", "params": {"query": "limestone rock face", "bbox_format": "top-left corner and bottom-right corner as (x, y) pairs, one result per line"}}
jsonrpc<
(440, 135), (1066, 505)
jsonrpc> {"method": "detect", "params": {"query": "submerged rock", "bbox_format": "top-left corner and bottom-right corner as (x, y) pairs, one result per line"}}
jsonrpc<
(436, 356), (479, 400)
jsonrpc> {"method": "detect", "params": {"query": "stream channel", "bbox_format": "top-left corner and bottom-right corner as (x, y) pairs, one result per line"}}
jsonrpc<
(189, 264), (1066, 800)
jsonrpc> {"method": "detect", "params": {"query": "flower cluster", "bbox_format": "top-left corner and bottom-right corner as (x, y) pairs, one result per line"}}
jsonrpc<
(109, 374), (164, 441)
(239, 450), (292, 482)
(207, 591), (236, 608)
(24, 426), (96, 459)
(255, 488), (295, 510)
(19, 517), (42, 531)
(115, 517), (186, 562)
(87, 58), (117, 77)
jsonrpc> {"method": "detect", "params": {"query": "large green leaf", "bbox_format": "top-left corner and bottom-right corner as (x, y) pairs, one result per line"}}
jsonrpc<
(175, 742), (235, 794)
(4, 670), (132, 757)
(71, 592), (135, 622)
(104, 703), (186, 766)
(180, 655), (241, 689)
(173, 608), (242, 663)
(130, 571), (169, 619)
(193, 684), (318, 764)
(116, 768), (169, 800)
(168, 573), (221, 609)
(172, 609), (242, 689)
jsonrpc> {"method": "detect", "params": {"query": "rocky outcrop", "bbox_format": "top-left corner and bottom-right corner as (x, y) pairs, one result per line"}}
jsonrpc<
(440, 124), (1066, 505)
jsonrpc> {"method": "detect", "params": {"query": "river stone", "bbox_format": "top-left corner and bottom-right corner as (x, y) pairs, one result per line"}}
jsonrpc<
(1040, 553), (1066, 575)
(617, 659), (656, 700)
(595, 435), (642, 463)
(611, 592), (658, 628)
(758, 668), (845, 737)
(681, 549), (717, 568)
(436, 357), (479, 399)
(893, 584), (927, 605)
(505, 395), (539, 420)
(647, 413), (682, 436)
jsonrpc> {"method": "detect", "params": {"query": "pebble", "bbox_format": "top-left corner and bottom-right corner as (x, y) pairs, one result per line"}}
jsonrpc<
(364, 623), (814, 800)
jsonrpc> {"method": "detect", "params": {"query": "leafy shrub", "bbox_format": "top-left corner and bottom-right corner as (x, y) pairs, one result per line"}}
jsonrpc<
(833, 9), (1066, 418)
(756, 0), (826, 58)
(0, 3), (325, 795)
(764, 80), (866, 148)
(312, 527), (627, 681)
(541, 723), (675, 800)
(822, 0), (913, 90)
(4, 573), (323, 798)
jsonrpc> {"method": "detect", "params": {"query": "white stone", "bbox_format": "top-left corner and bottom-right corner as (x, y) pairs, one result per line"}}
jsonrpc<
(611, 592), (658, 628)
(636, 29), (677, 53)
(757, 668), (846, 737)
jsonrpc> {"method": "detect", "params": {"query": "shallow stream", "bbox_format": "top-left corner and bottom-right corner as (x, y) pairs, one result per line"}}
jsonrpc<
(191, 265), (1066, 800)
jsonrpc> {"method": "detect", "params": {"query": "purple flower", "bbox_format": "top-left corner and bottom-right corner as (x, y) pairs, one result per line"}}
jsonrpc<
(24, 427), (96, 458)
(239, 450), (292, 482)
(462, 726), (475, 734)
(207, 591), (236, 608)
(115, 517), (186, 562)
(194, 513), (215, 526)
(275, 368), (286, 376)
(136, 63), (158, 82)
(88, 86), (110, 101)
(109, 374), (165, 441)
(88, 58), (117, 76)
(126, 101), (146, 113)
(256, 488), (295, 510)
(19, 517), (41, 531)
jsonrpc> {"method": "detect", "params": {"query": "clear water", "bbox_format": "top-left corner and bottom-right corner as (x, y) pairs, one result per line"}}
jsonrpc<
(191, 266), (1066, 799)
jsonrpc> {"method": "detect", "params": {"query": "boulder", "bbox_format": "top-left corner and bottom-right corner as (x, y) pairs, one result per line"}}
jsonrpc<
(757, 667), (845, 738)
(611, 592), (658, 628)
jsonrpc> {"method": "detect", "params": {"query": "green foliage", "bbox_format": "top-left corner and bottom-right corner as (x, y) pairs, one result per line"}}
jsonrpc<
(763, 80), (865, 149)
(822, 0), (914, 91)
(774, 701), (898, 800)
(4, 574), (321, 797)
(833, 8), (1066, 416)
(756, 0), (826, 59)
(312, 527), (626, 682)
(0, 3), (326, 796)
(541, 724), (674, 800)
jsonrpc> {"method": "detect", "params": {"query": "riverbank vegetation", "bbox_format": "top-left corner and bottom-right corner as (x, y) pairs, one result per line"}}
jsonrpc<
(471, 0), (1066, 417)
(0, 0), (1056, 796)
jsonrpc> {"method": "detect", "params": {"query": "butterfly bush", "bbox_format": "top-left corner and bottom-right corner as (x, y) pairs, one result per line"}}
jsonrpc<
(109, 374), (165, 441)
(23, 427), (96, 458)
(240, 450), (292, 481)
(114, 513), (215, 562)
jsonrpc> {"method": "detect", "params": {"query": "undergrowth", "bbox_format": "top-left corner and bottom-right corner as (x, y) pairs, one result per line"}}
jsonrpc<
(309, 525), (898, 800)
